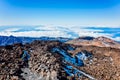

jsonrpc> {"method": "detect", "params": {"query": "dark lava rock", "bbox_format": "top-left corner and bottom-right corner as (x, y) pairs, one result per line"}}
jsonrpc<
(0, 40), (120, 80)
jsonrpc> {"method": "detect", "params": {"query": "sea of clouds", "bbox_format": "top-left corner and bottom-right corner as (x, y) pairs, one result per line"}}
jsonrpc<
(0, 25), (120, 41)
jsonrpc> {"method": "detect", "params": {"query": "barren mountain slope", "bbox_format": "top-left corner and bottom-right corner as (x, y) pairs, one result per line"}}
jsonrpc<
(66, 36), (120, 49)
(0, 38), (120, 80)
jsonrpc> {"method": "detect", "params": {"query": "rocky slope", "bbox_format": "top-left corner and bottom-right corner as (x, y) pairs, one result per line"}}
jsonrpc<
(0, 37), (120, 80)
(66, 36), (120, 49)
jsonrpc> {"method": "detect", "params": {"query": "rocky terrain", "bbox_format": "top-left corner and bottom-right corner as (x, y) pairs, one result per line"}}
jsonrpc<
(66, 36), (120, 49)
(0, 36), (120, 80)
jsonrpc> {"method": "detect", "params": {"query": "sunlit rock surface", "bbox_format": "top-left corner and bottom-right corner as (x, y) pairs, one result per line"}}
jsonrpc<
(67, 36), (120, 49)
(0, 37), (120, 80)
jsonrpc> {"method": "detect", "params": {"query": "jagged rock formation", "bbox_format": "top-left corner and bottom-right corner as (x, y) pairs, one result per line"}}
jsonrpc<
(0, 37), (120, 80)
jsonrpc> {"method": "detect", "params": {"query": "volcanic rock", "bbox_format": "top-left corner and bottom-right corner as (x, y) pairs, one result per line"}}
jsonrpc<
(0, 38), (120, 80)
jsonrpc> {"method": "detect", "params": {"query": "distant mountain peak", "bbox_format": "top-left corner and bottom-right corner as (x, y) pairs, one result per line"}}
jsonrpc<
(66, 36), (120, 49)
(95, 36), (114, 42)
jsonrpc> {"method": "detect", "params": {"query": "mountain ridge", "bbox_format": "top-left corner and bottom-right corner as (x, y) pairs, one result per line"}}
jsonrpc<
(66, 36), (120, 49)
(0, 35), (71, 46)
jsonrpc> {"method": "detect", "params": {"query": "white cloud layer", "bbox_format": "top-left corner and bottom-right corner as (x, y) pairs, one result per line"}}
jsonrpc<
(3, 28), (20, 32)
(113, 37), (120, 41)
(0, 25), (119, 41)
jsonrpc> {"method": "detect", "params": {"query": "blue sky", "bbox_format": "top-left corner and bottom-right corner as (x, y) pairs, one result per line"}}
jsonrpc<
(0, 0), (120, 26)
